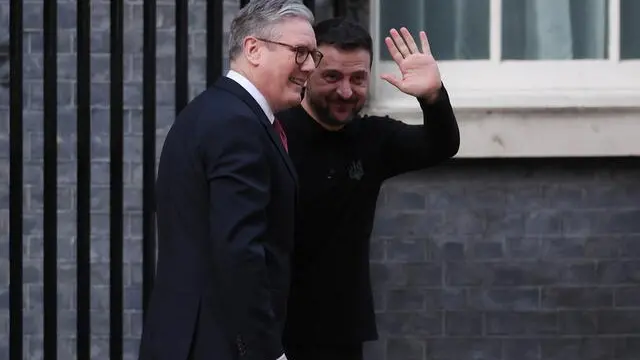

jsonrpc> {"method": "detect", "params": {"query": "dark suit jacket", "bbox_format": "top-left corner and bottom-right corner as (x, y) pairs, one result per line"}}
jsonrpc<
(138, 76), (298, 360)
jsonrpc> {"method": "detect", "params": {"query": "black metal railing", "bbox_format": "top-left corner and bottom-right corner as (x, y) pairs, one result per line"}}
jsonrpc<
(42, 1), (58, 359)
(6, 0), (348, 358)
(9, 1), (24, 360)
(76, 0), (91, 357)
(110, 1), (125, 358)
(142, 0), (158, 319)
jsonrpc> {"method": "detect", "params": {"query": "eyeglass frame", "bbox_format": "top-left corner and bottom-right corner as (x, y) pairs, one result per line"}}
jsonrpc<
(255, 38), (324, 68)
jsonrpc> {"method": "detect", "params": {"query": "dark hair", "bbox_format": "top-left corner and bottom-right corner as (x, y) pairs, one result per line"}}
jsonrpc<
(313, 17), (373, 65)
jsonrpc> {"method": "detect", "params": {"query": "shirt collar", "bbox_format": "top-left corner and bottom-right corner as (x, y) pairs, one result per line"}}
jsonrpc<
(226, 70), (275, 124)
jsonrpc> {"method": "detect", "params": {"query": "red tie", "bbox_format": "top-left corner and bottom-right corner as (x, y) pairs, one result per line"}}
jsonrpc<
(273, 118), (288, 153)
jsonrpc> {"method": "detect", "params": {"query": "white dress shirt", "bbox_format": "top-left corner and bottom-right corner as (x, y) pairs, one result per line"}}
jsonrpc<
(224, 71), (286, 360)
(226, 70), (275, 124)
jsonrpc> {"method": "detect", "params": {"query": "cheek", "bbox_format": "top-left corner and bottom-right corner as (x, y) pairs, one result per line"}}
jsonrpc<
(354, 87), (368, 102)
(307, 83), (334, 100)
(305, 76), (324, 90)
(270, 55), (294, 77)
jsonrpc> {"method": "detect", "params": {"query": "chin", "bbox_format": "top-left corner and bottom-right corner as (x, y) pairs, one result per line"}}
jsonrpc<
(330, 113), (354, 123)
(284, 93), (303, 108)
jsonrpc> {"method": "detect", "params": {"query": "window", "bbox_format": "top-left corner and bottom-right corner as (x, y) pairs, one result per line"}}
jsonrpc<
(370, 0), (640, 109)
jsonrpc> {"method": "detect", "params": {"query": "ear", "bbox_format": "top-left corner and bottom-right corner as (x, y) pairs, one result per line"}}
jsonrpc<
(243, 36), (262, 66)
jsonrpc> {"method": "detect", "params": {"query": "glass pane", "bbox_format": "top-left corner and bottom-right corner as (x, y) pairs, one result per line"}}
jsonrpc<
(502, 0), (608, 60)
(621, 0), (640, 59)
(379, 0), (490, 61)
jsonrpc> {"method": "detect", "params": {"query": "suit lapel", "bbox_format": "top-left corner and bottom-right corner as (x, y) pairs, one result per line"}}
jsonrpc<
(214, 77), (298, 183)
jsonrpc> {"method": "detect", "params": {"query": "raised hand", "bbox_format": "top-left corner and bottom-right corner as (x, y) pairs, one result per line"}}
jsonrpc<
(380, 27), (442, 102)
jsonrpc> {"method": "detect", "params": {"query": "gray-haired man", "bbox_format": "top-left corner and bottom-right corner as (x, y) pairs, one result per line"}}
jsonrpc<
(137, 1), (319, 360)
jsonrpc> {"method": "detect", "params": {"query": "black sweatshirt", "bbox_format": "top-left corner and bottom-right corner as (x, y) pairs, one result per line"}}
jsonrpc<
(277, 85), (460, 345)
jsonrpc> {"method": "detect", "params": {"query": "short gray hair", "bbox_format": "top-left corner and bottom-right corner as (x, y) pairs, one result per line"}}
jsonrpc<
(228, 0), (315, 61)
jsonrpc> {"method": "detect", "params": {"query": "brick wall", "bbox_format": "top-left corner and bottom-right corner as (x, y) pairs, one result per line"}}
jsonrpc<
(1, 1), (639, 360)
(366, 158), (640, 360)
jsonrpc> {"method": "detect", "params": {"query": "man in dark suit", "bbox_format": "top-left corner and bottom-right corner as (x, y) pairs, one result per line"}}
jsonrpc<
(137, 1), (322, 360)
(277, 18), (460, 360)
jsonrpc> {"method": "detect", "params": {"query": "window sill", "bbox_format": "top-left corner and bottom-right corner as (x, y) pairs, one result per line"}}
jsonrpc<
(364, 102), (640, 158)
(372, 90), (640, 110)
(372, 59), (640, 109)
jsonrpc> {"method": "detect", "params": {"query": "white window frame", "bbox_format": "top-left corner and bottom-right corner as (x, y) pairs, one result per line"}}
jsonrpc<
(369, 0), (640, 110)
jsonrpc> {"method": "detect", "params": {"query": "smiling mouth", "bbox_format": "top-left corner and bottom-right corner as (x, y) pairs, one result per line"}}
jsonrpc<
(289, 77), (306, 86)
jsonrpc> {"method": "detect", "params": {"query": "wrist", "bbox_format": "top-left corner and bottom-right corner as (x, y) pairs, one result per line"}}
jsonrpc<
(419, 85), (443, 104)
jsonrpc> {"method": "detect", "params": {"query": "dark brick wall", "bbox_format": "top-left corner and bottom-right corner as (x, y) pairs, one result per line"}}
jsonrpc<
(365, 158), (640, 360)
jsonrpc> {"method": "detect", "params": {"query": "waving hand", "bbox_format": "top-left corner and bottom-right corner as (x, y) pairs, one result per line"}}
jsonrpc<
(380, 27), (442, 102)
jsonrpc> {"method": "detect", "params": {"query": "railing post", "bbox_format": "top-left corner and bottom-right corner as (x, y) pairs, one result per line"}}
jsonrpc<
(208, 0), (224, 84)
(143, 0), (158, 316)
(176, 0), (189, 113)
(110, 0), (125, 359)
(76, 0), (92, 357)
(43, 0), (58, 357)
(9, 0), (24, 358)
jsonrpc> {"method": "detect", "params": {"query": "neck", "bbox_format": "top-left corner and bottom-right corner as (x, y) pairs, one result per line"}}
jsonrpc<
(230, 64), (252, 82)
(301, 96), (344, 131)
(230, 63), (276, 110)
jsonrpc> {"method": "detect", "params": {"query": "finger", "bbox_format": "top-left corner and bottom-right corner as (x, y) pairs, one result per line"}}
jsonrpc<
(380, 73), (402, 89)
(400, 27), (420, 54)
(419, 31), (432, 56)
(384, 37), (404, 64)
(389, 28), (410, 58)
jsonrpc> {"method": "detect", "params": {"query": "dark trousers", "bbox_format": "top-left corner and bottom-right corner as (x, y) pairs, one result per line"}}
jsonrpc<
(285, 342), (363, 360)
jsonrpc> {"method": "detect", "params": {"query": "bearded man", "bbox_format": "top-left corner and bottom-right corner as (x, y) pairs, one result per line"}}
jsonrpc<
(276, 17), (460, 360)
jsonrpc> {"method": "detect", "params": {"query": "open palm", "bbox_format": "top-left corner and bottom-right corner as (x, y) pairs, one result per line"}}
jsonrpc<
(380, 27), (442, 101)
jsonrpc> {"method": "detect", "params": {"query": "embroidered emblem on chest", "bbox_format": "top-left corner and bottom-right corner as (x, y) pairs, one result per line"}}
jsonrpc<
(348, 160), (364, 180)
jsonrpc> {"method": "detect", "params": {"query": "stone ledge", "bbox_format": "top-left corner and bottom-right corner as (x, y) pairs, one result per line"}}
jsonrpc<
(364, 105), (640, 158)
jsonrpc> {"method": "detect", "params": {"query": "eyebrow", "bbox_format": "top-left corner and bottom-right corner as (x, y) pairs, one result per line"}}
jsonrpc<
(301, 39), (318, 50)
(324, 69), (368, 75)
(284, 38), (315, 48)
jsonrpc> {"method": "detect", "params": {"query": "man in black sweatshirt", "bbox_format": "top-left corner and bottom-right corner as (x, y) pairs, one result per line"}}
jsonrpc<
(277, 18), (460, 360)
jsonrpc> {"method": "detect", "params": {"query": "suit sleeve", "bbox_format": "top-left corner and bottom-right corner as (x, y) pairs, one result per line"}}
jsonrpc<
(201, 114), (282, 360)
(379, 84), (460, 179)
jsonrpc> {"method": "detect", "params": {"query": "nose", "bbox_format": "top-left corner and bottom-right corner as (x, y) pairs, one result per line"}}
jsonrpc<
(336, 80), (353, 98)
(300, 55), (316, 72)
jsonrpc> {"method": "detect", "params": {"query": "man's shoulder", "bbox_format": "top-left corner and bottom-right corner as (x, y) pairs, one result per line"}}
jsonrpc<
(275, 105), (304, 124)
(193, 86), (247, 112)
(181, 87), (255, 124)
(164, 87), (264, 152)
(351, 112), (403, 133)
(358, 111), (396, 123)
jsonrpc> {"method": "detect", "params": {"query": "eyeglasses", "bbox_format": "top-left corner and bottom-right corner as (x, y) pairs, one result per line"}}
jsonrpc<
(256, 38), (324, 67)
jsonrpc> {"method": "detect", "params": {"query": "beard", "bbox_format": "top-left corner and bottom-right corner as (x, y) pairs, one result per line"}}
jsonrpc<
(306, 90), (364, 128)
